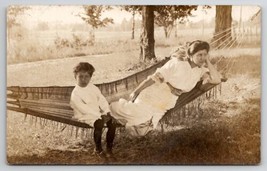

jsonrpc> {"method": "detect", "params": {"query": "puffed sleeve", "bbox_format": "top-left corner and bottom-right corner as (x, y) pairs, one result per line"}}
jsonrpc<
(149, 58), (177, 83)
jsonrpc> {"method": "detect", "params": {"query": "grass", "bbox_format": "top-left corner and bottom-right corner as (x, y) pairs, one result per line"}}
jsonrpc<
(7, 28), (261, 64)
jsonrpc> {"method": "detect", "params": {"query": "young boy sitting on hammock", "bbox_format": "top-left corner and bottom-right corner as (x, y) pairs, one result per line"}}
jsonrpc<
(70, 62), (116, 158)
(110, 40), (222, 136)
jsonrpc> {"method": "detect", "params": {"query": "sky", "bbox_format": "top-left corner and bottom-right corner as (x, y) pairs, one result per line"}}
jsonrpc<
(15, 5), (261, 28)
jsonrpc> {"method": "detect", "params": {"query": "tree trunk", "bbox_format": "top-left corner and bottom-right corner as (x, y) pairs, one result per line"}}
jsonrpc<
(167, 25), (173, 38)
(131, 10), (135, 39)
(140, 6), (156, 61)
(213, 5), (233, 49)
(164, 27), (168, 38)
(90, 29), (95, 45)
(174, 19), (177, 38)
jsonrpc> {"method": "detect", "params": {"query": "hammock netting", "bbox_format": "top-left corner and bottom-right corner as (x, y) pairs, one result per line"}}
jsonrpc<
(7, 56), (227, 134)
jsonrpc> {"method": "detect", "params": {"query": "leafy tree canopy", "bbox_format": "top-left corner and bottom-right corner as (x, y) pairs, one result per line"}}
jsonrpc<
(79, 5), (114, 29)
(7, 5), (30, 28)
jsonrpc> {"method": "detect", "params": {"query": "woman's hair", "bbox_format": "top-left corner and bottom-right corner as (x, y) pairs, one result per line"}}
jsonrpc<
(187, 40), (210, 56)
(73, 62), (95, 78)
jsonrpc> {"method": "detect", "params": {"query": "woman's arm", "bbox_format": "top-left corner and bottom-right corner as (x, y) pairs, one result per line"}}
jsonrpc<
(129, 58), (176, 101)
(129, 77), (155, 102)
(205, 57), (222, 84)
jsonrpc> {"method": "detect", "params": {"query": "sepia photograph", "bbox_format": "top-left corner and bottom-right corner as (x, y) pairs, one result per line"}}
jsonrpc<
(6, 5), (261, 165)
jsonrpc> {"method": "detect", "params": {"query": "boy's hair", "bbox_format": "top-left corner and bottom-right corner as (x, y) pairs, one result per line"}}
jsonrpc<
(73, 62), (95, 78)
(187, 40), (210, 56)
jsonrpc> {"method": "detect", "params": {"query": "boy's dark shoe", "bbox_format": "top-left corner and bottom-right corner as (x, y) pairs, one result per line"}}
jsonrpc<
(106, 149), (116, 161)
(93, 149), (107, 159)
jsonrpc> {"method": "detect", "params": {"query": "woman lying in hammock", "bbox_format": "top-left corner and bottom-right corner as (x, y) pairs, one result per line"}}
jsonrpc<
(110, 40), (222, 136)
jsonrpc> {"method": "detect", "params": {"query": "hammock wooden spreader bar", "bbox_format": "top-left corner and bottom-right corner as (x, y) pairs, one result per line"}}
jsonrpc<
(7, 57), (226, 129)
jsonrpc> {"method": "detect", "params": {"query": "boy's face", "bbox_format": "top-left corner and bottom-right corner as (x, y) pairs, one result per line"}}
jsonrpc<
(76, 71), (91, 87)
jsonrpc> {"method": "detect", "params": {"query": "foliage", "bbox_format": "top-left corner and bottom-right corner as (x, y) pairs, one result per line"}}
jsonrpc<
(120, 6), (143, 39)
(79, 5), (114, 29)
(154, 6), (198, 38)
(121, 5), (142, 15)
(121, 5), (198, 39)
(54, 33), (94, 50)
(7, 5), (30, 28)
(54, 36), (71, 49)
(122, 5), (198, 61)
(7, 5), (31, 47)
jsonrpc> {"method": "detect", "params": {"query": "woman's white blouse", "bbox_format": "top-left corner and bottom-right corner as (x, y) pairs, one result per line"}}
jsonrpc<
(151, 58), (209, 92)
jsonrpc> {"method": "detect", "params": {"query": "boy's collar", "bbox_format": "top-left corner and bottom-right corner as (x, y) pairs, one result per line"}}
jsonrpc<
(76, 83), (91, 88)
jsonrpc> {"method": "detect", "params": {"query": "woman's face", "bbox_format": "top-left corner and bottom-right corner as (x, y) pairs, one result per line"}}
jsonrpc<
(191, 49), (208, 67)
(76, 71), (91, 87)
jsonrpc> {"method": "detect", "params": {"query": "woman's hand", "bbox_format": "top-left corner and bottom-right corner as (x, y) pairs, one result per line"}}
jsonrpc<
(129, 90), (140, 102)
(205, 54), (212, 64)
(201, 54), (210, 67)
(166, 82), (183, 96)
(204, 54), (222, 84)
(128, 77), (155, 102)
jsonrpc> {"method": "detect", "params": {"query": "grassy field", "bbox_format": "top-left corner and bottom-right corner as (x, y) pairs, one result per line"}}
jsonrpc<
(7, 27), (260, 64)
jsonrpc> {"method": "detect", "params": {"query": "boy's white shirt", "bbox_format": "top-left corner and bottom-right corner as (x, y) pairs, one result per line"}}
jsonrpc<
(70, 83), (110, 126)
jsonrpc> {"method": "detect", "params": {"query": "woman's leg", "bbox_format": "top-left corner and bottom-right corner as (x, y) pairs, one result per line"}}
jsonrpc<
(93, 119), (104, 152)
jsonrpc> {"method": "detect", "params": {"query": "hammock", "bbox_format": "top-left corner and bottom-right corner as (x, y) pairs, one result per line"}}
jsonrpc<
(9, 22), (252, 133)
(7, 57), (169, 128)
(7, 56), (227, 130)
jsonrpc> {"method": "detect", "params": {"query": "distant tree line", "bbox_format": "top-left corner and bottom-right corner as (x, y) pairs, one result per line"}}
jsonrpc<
(7, 5), (234, 62)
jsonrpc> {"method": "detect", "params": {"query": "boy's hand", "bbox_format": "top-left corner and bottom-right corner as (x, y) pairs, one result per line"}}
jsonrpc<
(101, 113), (111, 123)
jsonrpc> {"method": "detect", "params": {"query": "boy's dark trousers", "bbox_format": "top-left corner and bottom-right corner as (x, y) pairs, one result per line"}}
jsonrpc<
(93, 118), (116, 152)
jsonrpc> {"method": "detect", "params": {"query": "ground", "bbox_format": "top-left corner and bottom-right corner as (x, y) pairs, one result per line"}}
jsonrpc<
(6, 48), (261, 165)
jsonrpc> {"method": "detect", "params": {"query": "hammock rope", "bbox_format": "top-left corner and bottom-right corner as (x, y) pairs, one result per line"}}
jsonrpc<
(211, 24), (238, 41)
(210, 24), (238, 46)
